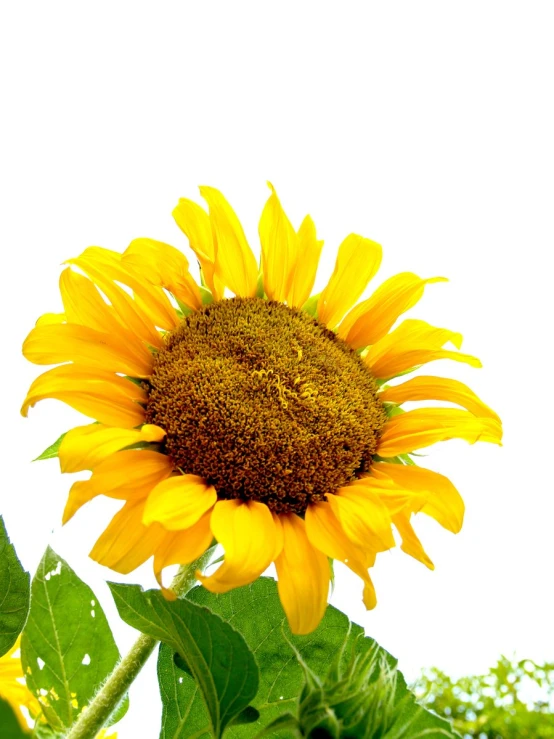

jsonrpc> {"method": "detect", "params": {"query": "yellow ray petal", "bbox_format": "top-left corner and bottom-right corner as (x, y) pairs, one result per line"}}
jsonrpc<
(61, 267), (159, 368)
(339, 273), (447, 349)
(123, 238), (202, 312)
(153, 512), (214, 593)
(285, 215), (324, 308)
(393, 512), (434, 570)
(379, 375), (501, 422)
(199, 186), (259, 298)
(60, 268), (123, 333)
(274, 514), (330, 635)
(347, 476), (427, 517)
(326, 485), (396, 553)
(62, 450), (173, 523)
(67, 252), (163, 348)
(197, 500), (280, 593)
(258, 183), (299, 302)
(318, 234), (382, 329)
(71, 246), (179, 333)
(306, 501), (377, 610)
(59, 423), (166, 473)
(172, 197), (223, 299)
(36, 311), (66, 326)
(90, 501), (166, 574)
(371, 462), (465, 533)
(378, 408), (503, 457)
(366, 319), (481, 379)
(22, 323), (154, 377)
(62, 480), (101, 524)
(0, 638), (42, 727)
(143, 474), (217, 530)
(21, 365), (147, 427)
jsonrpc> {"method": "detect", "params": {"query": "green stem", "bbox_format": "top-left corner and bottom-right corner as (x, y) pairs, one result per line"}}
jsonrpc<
(65, 546), (216, 739)
(65, 632), (157, 739)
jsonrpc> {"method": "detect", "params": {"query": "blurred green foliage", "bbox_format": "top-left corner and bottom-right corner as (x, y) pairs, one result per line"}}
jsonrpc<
(413, 656), (554, 738)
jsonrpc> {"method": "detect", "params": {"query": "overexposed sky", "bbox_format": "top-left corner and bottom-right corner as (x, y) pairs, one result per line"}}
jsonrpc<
(1, 2), (553, 736)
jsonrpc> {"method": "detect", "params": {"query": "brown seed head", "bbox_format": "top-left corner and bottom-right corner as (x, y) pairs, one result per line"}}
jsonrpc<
(145, 297), (386, 514)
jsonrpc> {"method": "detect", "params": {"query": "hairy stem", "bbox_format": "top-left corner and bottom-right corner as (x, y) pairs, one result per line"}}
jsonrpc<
(65, 546), (217, 739)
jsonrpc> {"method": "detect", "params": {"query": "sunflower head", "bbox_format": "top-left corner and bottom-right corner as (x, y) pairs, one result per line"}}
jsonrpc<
(21, 184), (502, 634)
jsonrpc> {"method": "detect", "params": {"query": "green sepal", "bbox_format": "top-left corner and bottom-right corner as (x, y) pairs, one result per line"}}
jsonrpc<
(255, 273), (265, 299)
(176, 299), (195, 317)
(33, 433), (66, 462)
(302, 292), (320, 317)
(200, 286), (214, 305)
(373, 453), (416, 466)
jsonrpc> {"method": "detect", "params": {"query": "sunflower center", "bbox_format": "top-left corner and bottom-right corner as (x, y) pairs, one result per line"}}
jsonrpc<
(145, 297), (387, 514)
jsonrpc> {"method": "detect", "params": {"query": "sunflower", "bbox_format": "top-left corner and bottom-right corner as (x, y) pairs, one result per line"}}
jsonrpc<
(21, 184), (502, 635)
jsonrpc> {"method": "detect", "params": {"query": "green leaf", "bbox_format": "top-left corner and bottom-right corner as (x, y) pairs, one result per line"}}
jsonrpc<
(20, 548), (126, 732)
(170, 578), (458, 737)
(109, 583), (259, 739)
(0, 697), (30, 738)
(0, 516), (30, 657)
(32, 433), (66, 462)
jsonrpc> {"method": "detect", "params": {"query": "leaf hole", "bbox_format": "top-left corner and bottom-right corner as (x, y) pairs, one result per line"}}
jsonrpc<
(45, 561), (62, 580)
(37, 657), (45, 670)
(91, 609), (96, 618)
(178, 677), (184, 684)
(82, 653), (91, 666)
(90, 599), (96, 607)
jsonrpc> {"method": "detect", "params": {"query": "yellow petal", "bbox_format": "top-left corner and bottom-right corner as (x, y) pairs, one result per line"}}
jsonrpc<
(199, 186), (259, 298)
(393, 512), (434, 570)
(274, 514), (330, 635)
(60, 268), (123, 333)
(59, 423), (166, 473)
(258, 183), (299, 302)
(173, 197), (223, 299)
(73, 247), (179, 332)
(197, 500), (280, 593)
(378, 408), (503, 457)
(366, 319), (481, 379)
(21, 365), (147, 427)
(379, 375), (501, 422)
(60, 268), (160, 368)
(371, 462), (465, 533)
(153, 512), (214, 591)
(67, 251), (163, 347)
(339, 273), (447, 349)
(123, 238), (202, 312)
(306, 502), (377, 610)
(90, 501), (166, 574)
(62, 480), (101, 524)
(22, 323), (154, 377)
(62, 450), (173, 523)
(318, 234), (382, 329)
(36, 311), (66, 326)
(143, 474), (217, 530)
(326, 484), (395, 553)
(348, 476), (427, 517)
(286, 215), (324, 308)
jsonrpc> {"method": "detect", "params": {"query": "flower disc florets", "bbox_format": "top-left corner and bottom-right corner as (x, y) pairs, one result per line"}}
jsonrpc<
(145, 297), (387, 514)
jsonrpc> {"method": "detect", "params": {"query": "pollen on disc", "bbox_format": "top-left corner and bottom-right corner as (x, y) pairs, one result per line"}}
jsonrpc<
(145, 297), (387, 514)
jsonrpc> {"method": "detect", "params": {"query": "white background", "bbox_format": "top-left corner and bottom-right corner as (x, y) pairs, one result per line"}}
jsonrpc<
(1, 2), (553, 736)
